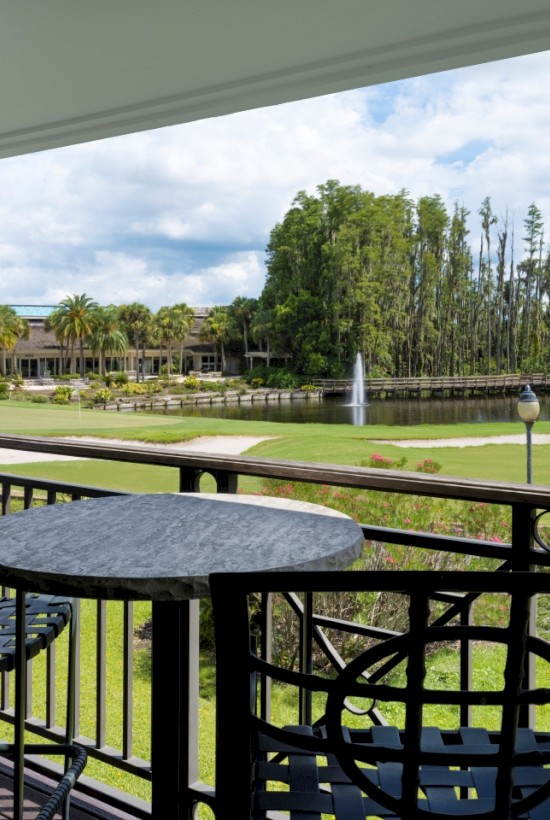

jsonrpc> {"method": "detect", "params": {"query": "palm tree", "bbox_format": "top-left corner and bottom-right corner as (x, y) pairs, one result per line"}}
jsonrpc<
(88, 306), (128, 375)
(45, 307), (71, 374)
(199, 306), (236, 373)
(117, 303), (153, 382)
(50, 293), (99, 374)
(171, 303), (195, 374)
(229, 297), (258, 357)
(250, 307), (274, 367)
(0, 306), (29, 376)
(154, 307), (180, 376)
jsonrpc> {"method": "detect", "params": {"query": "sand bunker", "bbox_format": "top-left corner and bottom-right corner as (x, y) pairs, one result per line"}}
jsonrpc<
(372, 434), (550, 448)
(0, 436), (274, 464)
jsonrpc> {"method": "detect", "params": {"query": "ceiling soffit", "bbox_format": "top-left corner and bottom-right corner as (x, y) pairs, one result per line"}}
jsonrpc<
(1, 2), (550, 158)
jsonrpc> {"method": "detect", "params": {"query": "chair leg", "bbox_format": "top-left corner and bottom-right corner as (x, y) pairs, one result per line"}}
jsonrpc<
(14, 589), (26, 820)
(11, 592), (81, 820)
(62, 598), (78, 820)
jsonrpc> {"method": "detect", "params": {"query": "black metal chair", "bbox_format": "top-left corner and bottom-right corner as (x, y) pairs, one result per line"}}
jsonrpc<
(0, 590), (86, 820)
(210, 570), (550, 819)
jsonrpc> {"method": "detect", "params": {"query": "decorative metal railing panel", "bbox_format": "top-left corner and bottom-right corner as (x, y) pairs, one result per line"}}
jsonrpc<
(0, 434), (548, 816)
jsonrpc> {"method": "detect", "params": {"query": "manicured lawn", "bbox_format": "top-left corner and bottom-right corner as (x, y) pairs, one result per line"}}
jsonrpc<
(1, 399), (550, 487)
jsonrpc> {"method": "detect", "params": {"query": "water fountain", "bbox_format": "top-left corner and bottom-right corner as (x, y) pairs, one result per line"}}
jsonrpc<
(345, 352), (368, 425)
(350, 352), (366, 406)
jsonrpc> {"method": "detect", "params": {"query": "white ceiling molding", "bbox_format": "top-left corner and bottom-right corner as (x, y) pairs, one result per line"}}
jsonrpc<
(1, 1), (550, 159)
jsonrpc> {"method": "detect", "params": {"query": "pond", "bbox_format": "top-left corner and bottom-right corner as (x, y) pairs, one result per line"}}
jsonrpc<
(148, 393), (550, 426)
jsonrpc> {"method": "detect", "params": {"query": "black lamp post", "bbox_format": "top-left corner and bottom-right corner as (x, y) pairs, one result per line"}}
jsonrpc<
(517, 384), (540, 484)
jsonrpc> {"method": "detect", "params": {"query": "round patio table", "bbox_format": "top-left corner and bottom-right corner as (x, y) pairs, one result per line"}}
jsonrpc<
(0, 492), (365, 819)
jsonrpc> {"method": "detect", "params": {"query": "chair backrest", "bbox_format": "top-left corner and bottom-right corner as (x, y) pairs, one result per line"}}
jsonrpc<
(210, 570), (550, 819)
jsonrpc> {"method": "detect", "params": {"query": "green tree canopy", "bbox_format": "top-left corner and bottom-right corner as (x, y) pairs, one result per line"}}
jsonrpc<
(117, 303), (153, 381)
(199, 306), (237, 372)
(0, 306), (29, 376)
(49, 293), (99, 374)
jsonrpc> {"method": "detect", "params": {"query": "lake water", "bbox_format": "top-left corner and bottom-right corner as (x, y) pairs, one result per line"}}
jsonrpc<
(154, 393), (550, 426)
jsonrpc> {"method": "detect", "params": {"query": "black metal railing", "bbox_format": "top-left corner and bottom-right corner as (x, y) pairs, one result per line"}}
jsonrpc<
(0, 434), (548, 816)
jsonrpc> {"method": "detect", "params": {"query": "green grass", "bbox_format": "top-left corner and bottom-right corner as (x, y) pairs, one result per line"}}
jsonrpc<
(2, 399), (550, 488)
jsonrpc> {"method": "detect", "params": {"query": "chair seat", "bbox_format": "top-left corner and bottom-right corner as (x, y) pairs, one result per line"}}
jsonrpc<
(0, 591), (86, 820)
(211, 571), (550, 820)
(0, 594), (72, 671)
(254, 724), (550, 818)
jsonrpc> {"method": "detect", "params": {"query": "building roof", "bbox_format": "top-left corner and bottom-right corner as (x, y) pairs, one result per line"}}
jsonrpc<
(10, 306), (58, 319)
(1, 2), (549, 159)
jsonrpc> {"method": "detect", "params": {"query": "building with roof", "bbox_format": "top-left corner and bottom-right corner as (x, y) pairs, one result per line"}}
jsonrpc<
(6, 305), (225, 378)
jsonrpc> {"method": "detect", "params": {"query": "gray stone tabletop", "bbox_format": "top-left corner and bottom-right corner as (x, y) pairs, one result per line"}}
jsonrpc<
(0, 493), (364, 600)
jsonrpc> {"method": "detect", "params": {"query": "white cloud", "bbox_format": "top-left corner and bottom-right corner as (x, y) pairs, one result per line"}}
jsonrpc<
(2, 50), (550, 308)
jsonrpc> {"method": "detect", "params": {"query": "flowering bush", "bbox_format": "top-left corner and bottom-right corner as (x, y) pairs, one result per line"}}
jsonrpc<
(416, 458), (442, 474)
(260, 476), (511, 550)
(362, 453), (408, 470)
(254, 475), (513, 662)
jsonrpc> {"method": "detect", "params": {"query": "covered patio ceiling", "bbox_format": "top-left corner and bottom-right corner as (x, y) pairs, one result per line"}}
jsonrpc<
(2, 0), (550, 160)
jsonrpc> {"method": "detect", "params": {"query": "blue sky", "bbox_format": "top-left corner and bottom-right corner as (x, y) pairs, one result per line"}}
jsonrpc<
(1, 49), (550, 311)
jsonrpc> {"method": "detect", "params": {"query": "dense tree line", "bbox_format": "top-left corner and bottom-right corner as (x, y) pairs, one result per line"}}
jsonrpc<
(3, 180), (549, 382)
(253, 180), (550, 378)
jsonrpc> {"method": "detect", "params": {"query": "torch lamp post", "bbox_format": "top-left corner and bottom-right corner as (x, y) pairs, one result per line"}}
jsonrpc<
(517, 384), (540, 484)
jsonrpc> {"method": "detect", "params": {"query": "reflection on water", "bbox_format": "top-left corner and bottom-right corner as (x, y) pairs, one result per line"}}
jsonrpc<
(152, 393), (550, 427)
(351, 404), (367, 426)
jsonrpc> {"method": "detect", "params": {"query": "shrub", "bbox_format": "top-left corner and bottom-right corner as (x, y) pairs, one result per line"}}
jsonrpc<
(30, 394), (48, 403)
(362, 453), (408, 470)
(95, 388), (113, 404)
(250, 377), (265, 388)
(183, 376), (201, 390)
(105, 371), (129, 387)
(416, 458), (442, 474)
(51, 385), (73, 404)
(147, 381), (163, 394)
(114, 371), (129, 386)
(244, 366), (269, 384)
(300, 384), (317, 392)
(197, 380), (226, 393)
(160, 363), (175, 378)
(0, 384), (10, 400)
(265, 368), (299, 389)
(121, 383), (148, 396)
(78, 389), (96, 403)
